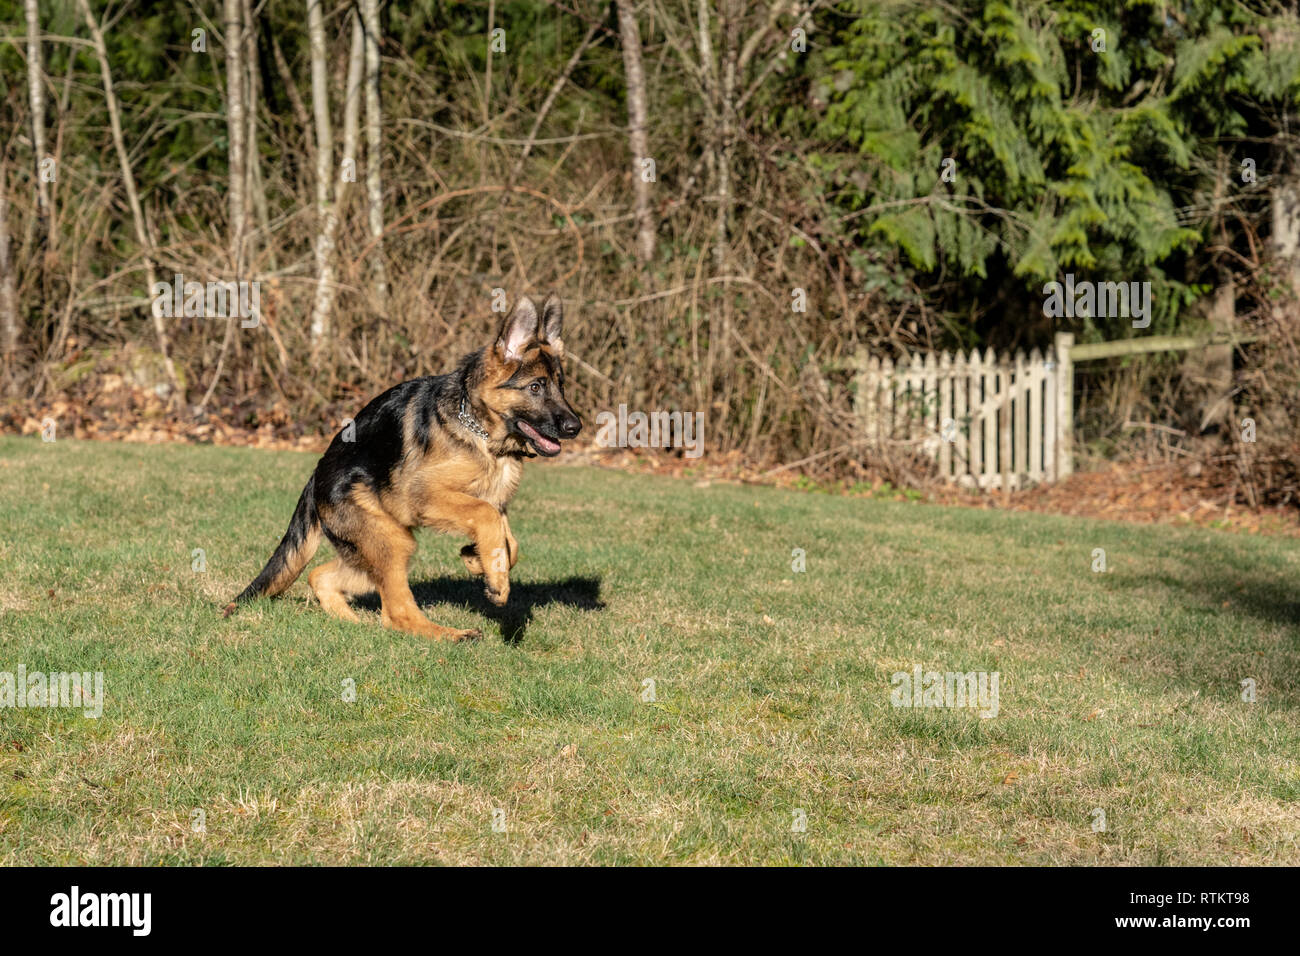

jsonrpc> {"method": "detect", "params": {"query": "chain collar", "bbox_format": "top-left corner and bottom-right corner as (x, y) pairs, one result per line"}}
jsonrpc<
(458, 391), (491, 441)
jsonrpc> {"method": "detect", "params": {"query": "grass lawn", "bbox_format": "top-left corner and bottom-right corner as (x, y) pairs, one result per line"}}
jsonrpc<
(0, 433), (1297, 865)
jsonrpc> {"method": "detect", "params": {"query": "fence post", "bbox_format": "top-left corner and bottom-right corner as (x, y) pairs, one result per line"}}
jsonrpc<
(953, 350), (969, 484)
(1027, 347), (1044, 482)
(938, 351), (952, 479)
(1054, 332), (1074, 478)
(1013, 349), (1027, 486)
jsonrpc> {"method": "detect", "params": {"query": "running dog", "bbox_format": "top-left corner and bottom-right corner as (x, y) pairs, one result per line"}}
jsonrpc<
(224, 293), (581, 640)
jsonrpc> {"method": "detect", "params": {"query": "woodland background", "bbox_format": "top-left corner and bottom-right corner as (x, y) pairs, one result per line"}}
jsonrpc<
(2, 0), (1299, 503)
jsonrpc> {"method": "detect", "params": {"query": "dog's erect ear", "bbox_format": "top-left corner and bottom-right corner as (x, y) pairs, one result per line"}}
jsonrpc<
(496, 296), (540, 363)
(539, 292), (564, 356)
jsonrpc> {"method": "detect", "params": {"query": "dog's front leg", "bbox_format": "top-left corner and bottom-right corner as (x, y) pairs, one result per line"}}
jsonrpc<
(501, 513), (520, 569)
(423, 492), (511, 606)
(459, 511), (520, 577)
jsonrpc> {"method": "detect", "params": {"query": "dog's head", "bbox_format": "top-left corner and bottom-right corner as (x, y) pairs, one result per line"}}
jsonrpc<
(481, 292), (581, 457)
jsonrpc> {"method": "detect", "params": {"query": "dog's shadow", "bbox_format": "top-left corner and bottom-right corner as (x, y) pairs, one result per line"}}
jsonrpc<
(357, 574), (604, 644)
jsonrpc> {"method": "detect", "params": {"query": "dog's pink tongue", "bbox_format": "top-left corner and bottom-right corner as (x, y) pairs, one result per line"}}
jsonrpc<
(519, 421), (560, 453)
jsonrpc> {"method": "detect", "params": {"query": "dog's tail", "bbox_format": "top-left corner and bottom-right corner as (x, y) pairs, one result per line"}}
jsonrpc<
(222, 475), (322, 617)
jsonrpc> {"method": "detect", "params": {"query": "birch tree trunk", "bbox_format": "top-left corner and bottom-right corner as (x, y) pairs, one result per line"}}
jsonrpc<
(224, 0), (246, 272)
(24, 0), (50, 229)
(361, 0), (388, 312)
(616, 0), (656, 264)
(341, 7), (364, 216)
(307, 0), (338, 349)
(198, 0), (248, 413)
(76, 0), (182, 401)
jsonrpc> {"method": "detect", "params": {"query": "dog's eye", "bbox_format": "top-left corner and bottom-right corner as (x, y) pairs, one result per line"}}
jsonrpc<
(529, 381), (543, 394)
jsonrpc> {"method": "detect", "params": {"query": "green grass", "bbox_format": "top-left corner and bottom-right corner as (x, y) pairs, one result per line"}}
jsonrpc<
(0, 434), (1297, 865)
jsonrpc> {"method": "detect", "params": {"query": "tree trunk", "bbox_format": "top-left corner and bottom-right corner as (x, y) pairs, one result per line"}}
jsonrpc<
(361, 0), (388, 312)
(224, 0), (246, 272)
(243, 0), (268, 266)
(0, 163), (18, 376)
(307, 0), (338, 349)
(24, 0), (50, 230)
(199, 0), (248, 414)
(1184, 153), (1238, 438)
(713, 0), (738, 272)
(76, 0), (182, 402)
(1271, 174), (1300, 300)
(616, 1), (655, 264)
(341, 6), (364, 216)
(1195, 273), (1236, 436)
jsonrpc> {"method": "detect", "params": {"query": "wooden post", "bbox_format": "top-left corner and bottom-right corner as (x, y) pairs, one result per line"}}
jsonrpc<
(1067, 332), (1257, 361)
(1013, 349), (1027, 485)
(923, 350), (937, 455)
(897, 352), (910, 442)
(938, 351), (952, 479)
(1054, 332), (1074, 478)
(999, 357), (1012, 494)
(1044, 346), (1057, 482)
(970, 349), (984, 484)
(1027, 348), (1043, 482)
(981, 348), (995, 489)
(953, 351), (968, 483)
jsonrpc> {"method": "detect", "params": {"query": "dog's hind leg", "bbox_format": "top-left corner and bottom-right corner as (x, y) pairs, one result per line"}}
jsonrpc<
(307, 558), (371, 623)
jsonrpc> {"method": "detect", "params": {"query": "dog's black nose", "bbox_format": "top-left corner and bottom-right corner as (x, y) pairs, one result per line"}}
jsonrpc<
(558, 414), (581, 438)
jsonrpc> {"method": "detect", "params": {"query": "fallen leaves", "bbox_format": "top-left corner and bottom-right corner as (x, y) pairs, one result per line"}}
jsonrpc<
(8, 386), (1298, 537)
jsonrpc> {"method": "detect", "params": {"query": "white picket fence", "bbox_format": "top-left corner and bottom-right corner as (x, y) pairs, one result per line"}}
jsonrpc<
(854, 333), (1075, 489)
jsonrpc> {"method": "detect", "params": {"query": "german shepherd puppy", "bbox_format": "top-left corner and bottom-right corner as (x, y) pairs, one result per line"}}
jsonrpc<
(224, 293), (581, 640)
